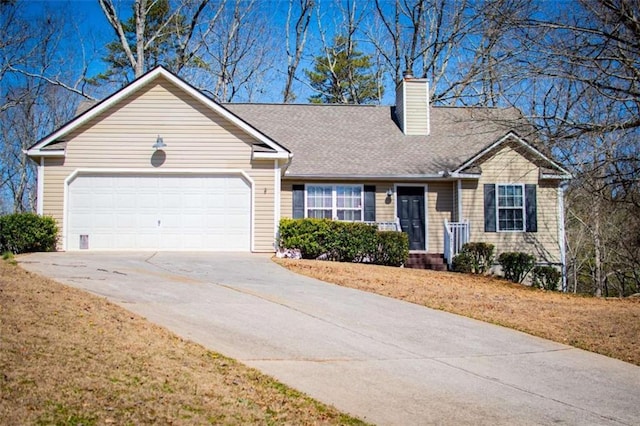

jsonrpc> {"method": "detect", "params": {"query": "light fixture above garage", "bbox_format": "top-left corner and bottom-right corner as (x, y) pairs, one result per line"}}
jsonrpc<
(153, 135), (167, 150)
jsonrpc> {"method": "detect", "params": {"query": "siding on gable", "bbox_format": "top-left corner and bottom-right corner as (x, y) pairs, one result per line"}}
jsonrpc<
(460, 144), (561, 263)
(41, 76), (277, 252)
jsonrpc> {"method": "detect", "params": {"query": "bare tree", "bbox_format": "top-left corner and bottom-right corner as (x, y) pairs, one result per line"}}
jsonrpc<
(283, 0), (314, 103)
(98, 0), (211, 80)
(368, 0), (533, 105)
(195, 0), (274, 102)
(0, 3), (87, 212)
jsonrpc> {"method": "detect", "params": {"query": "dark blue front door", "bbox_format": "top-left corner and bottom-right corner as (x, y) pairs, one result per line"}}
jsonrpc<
(397, 186), (425, 251)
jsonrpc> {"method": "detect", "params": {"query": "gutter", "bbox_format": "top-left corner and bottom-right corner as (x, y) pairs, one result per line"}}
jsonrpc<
(283, 172), (481, 181)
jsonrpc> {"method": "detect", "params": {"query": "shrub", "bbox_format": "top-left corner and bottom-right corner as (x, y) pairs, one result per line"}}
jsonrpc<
(374, 231), (409, 267)
(278, 218), (332, 259)
(454, 242), (495, 274)
(532, 265), (562, 291)
(278, 218), (409, 267)
(451, 252), (473, 273)
(466, 242), (495, 274)
(325, 221), (378, 262)
(0, 213), (58, 254)
(497, 252), (536, 283)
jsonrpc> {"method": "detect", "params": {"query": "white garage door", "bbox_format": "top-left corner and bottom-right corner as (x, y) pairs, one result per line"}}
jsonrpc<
(67, 174), (251, 251)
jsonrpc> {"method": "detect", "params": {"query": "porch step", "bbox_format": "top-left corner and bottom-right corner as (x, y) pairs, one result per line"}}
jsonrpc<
(405, 253), (448, 271)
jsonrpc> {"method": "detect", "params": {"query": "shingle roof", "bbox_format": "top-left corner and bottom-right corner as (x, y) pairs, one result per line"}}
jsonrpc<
(224, 103), (531, 177)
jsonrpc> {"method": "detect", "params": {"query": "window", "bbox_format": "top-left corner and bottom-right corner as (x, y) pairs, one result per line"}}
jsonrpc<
(306, 185), (363, 221)
(497, 185), (524, 231)
(484, 183), (537, 233)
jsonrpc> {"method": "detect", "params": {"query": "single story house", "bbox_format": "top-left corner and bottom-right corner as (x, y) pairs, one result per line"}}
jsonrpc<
(26, 66), (571, 271)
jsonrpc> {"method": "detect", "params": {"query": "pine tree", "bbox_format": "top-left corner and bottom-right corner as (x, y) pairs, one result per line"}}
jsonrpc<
(306, 36), (383, 104)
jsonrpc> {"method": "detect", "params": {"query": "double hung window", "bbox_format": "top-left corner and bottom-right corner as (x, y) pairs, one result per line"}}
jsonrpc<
(497, 184), (524, 231)
(306, 185), (363, 221)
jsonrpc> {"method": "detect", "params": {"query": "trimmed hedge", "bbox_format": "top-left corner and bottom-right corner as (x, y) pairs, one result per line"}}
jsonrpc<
(532, 265), (562, 291)
(0, 213), (58, 254)
(451, 242), (495, 274)
(374, 231), (410, 267)
(498, 251), (536, 283)
(278, 218), (409, 267)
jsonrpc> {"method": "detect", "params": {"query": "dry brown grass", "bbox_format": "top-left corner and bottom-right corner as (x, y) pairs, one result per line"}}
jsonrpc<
(0, 260), (367, 425)
(274, 259), (640, 366)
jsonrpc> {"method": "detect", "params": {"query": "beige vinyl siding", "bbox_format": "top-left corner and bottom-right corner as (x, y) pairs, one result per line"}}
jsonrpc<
(461, 145), (561, 263)
(427, 182), (454, 253)
(402, 79), (429, 136)
(251, 161), (276, 251)
(41, 76), (277, 252)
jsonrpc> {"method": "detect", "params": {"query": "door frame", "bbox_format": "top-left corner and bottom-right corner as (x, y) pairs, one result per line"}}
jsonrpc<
(394, 184), (428, 252)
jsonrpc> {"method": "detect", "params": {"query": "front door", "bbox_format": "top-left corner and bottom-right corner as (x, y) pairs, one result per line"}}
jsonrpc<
(397, 186), (426, 251)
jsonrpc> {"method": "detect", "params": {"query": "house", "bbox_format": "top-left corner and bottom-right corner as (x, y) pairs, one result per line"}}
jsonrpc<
(26, 66), (571, 272)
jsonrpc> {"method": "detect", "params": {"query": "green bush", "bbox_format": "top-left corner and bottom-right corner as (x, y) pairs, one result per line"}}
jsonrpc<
(374, 231), (409, 267)
(497, 252), (536, 283)
(532, 265), (562, 291)
(279, 218), (332, 259)
(454, 242), (495, 274)
(451, 252), (473, 273)
(278, 218), (409, 267)
(325, 221), (378, 262)
(465, 242), (495, 274)
(0, 213), (58, 254)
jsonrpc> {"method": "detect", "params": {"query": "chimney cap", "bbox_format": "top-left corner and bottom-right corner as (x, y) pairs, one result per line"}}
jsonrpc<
(402, 70), (413, 79)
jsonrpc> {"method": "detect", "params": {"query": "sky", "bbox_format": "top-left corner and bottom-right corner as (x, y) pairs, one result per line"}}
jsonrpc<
(14, 0), (580, 105)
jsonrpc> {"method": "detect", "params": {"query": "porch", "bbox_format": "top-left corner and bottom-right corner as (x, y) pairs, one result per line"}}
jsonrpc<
(367, 218), (469, 270)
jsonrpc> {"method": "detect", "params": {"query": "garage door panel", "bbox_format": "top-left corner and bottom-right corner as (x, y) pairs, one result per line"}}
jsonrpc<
(68, 174), (251, 251)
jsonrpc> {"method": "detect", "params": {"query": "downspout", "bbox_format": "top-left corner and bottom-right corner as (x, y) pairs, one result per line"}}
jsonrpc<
(558, 181), (569, 292)
(37, 157), (44, 215)
(273, 159), (282, 250)
(457, 179), (462, 222)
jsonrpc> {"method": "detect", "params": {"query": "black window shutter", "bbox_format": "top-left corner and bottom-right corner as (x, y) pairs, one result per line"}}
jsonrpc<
(292, 184), (305, 219)
(525, 184), (537, 232)
(364, 185), (376, 222)
(484, 184), (496, 232)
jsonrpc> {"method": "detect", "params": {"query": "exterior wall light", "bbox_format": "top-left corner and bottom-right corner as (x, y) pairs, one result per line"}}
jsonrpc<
(153, 135), (167, 150)
(386, 188), (393, 197)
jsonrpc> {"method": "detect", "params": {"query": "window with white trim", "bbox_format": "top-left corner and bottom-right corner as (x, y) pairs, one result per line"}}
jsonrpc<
(306, 185), (363, 221)
(497, 184), (524, 231)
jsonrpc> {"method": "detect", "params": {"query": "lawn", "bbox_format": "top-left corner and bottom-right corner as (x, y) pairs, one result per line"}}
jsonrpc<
(274, 258), (640, 366)
(0, 260), (367, 425)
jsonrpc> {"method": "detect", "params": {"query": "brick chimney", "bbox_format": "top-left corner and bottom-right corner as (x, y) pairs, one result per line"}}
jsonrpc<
(395, 71), (430, 135)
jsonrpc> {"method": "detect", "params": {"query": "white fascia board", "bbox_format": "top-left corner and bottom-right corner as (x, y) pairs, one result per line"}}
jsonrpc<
(252, 151), (291, 160)
(29, 67), (289, 156)
(541, 173), (573, 180)
(453, 132), (572, 177)
(25, 149), (65, 157)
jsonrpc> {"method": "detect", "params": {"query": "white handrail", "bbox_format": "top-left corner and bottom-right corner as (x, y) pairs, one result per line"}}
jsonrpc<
(444, 219), (470, 267)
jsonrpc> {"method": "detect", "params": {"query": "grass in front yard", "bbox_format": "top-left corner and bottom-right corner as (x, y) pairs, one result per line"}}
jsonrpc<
(274, 259), (640, 366)
(0, 260), (367, 425)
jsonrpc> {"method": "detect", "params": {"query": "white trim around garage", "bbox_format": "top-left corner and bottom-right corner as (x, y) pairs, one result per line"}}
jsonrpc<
(62, 168), (255, 252)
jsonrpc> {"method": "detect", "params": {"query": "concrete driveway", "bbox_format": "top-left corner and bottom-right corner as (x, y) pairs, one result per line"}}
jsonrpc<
(19, 252), (640, 425)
